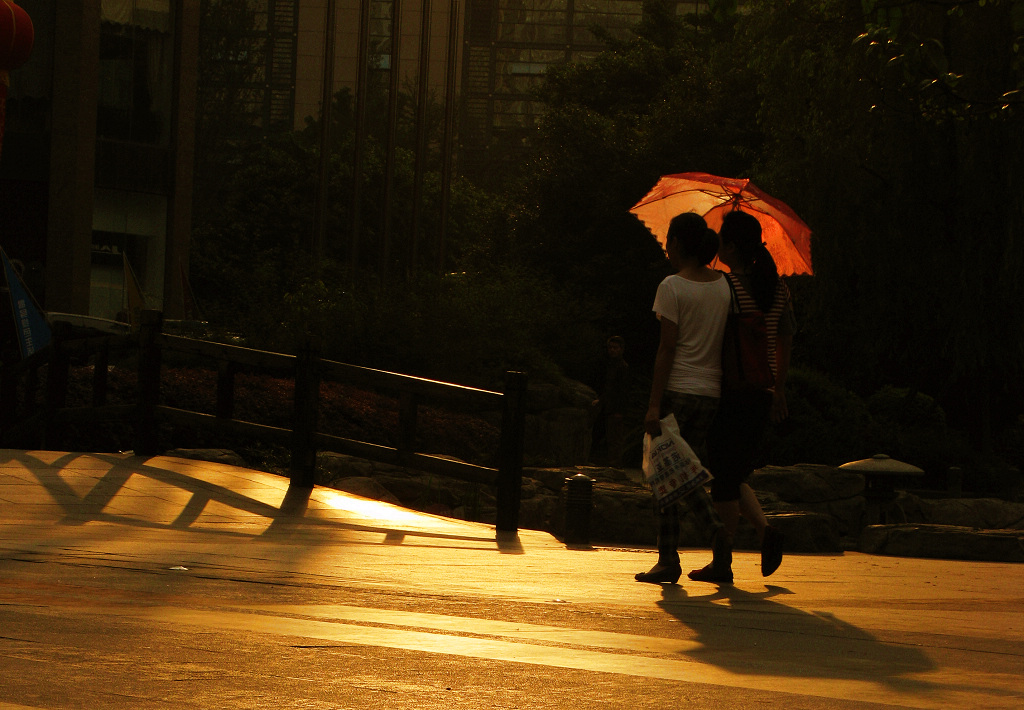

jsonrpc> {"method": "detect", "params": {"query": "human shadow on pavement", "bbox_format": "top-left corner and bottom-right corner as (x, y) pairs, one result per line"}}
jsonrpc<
(658, 583), (937, 695)
(5, 450), (520, 552)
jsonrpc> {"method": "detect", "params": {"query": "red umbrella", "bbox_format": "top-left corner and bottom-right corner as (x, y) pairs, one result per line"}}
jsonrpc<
(630, 172), (813, 275)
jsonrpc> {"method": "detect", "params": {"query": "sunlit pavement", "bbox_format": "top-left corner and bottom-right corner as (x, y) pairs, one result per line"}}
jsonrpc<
(1, 450), (1021, 710)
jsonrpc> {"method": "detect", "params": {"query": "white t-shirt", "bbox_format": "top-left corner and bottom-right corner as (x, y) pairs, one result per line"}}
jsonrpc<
(652, 273), (731, 397)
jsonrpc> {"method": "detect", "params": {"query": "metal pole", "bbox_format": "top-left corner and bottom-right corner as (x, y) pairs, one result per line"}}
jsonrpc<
(410, 0), (433, 277)
(313, 0), (337, 269)
(380, 0), (403, 276)
(438, 0), (459, 274)
(350, 0), (372, 271)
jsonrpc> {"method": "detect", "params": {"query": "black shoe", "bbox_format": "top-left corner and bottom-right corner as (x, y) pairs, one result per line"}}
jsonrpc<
(687, 563), (733, 584)
(761, 525), (783, 577)
(635, 563), (682, 584)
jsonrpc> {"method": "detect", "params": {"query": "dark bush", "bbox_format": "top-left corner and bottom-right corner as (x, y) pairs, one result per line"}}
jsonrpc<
(760, 367), (876, 466)
(865, 386), (976, 483)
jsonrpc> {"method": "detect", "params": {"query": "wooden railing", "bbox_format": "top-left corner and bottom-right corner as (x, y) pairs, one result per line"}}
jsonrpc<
(0, 310), (528, 533)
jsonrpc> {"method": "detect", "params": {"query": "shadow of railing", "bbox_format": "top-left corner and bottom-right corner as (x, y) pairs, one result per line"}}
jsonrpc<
(0, 311), (528, 534)
(4, 449), (524, 552)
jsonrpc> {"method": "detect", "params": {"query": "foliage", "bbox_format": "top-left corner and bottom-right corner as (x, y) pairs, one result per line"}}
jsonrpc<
(510, 0), (764, 372)
(865, 386), (977, 478)
(189, 78), (595, 385)
(188, 0), (1024, 476)
(867, 386), (946, 429)
(265, 265), (603, 387)
(761, 367), (877, 466)
(742, 0), (1024, 448)
(189, 131), (316, 336)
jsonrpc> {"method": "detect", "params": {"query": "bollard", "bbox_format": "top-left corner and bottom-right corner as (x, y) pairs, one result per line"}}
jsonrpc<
(564, 472), (594, 548)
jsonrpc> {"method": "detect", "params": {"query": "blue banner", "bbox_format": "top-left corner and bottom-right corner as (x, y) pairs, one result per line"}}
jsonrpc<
(3, 250), (51, 358)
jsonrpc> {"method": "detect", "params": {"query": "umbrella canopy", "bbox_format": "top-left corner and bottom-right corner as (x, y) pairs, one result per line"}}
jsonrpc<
(630, 172), (813, 275)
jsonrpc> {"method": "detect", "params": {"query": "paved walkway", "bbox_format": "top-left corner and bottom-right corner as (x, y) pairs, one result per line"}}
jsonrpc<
(0, 449), (1021, 709)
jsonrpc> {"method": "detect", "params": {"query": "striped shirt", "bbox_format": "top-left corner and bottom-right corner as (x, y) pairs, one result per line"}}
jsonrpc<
(725, 273), (795, 382)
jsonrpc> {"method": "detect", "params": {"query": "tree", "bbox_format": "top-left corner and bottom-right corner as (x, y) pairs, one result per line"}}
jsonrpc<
(512, 0), (764, 371)
(743, 0), (1024, 445)
(194, 0), (277, 224)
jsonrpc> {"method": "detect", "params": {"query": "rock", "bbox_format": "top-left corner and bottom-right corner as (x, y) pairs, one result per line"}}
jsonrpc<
(749, 464), (866, 537)
(316, 452), (374, 485)
(166, 448), (247, 467)
(525, 466), (633, 492)
(373, 473), (457, 508)
(525, 383), (563, 412)
(668, 509), (842, 553)
(750, 464), (864, 502)
(791, 496), (867, 538)
(421, 502), (454, 517)
(859, 524), (1024, 562)
(762, 511), (842, 553)
(591, 484), (656, 545)
(308, 452), (1024, 562)
(518, 495), (562, 534)
(562, 380), (599, 408)
(893, 493), (1024, 530)
(329, 476), (402, 506)
(524, 467), (575, 492)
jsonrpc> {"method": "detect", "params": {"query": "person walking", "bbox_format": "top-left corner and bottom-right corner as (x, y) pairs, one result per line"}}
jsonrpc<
(635, 212), (734, 585)
(704, 210), (795, 578)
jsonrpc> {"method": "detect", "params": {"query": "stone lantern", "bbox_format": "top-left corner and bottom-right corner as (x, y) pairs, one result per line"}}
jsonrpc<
(840, 454), (924, 526)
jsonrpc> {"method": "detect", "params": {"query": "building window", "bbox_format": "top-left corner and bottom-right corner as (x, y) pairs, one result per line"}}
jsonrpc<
(98, 0), (174, 145)
(90, 189), (168, 319)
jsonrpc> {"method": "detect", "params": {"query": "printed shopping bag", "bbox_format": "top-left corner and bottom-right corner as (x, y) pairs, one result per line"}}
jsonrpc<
(641, 413), (713, 507)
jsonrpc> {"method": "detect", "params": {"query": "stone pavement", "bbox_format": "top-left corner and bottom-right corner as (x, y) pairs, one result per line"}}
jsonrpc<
(0, 449), (1021, 709)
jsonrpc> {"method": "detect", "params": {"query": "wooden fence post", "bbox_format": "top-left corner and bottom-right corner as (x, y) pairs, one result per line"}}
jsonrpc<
(495, 370), (527, 533)
(291, 336), (321, 488)
(134, 310), (164, 456)
(43, 321), (71, 447)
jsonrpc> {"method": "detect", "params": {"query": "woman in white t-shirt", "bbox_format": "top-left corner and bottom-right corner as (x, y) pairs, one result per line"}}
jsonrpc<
(636, 212), (735, 585)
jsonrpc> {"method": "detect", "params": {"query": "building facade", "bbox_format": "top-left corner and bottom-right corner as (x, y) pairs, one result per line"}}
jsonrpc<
(0, 0), (199, 321)
(198, 1), (697, 178)
(459, 0), (645, 176)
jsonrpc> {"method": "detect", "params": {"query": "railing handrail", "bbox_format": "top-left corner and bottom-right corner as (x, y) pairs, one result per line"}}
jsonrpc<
(0, 310), (527, 533)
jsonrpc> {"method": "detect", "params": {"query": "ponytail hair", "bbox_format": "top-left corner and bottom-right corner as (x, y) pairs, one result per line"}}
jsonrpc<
(720, 210), (779, 312)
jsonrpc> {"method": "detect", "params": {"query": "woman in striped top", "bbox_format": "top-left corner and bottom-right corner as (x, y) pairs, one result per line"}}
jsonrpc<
(701, 210), (795, 580)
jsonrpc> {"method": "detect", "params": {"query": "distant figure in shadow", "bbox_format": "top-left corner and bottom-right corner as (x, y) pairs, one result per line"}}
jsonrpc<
(636, 213), (733, 585)
(591, 335), (631, 467)
(703, 210), (795, 579)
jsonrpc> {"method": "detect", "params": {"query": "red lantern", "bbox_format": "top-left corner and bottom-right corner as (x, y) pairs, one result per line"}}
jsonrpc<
(0, 0), (33, 160)
(0, 0), (34, 71)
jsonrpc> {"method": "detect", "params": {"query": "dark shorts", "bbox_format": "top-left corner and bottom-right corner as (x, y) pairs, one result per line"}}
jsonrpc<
(707, 388), (773, 502)
(661, 391), (719, 463)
